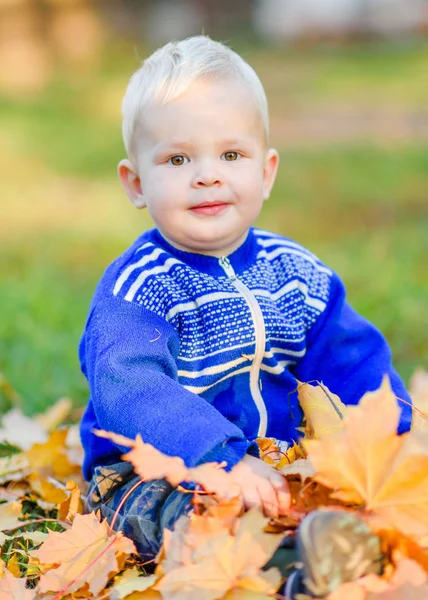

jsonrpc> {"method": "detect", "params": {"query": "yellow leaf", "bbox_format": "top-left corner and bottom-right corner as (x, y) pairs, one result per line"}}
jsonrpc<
(35, 397), (72, 431)
(297, 380), (347, 439)
(110, 568), (158, 599)
(27, 474), (68, 505)
(0, 501), (23, 531)
(26, 429), (79, 479)
(305, 376), (428, 538)
(6, 552), (21, 577)
(56, 480), (84, 521)
(0, 566), (36, 599)
(32, 511), (136, 596)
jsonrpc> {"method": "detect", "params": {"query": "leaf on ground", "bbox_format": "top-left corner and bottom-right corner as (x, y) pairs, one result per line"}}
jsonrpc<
(56, 479), (84, 521)
(278, 458), (315, 480)
(305, 376), (428, 538)
(32, 511), (136, 596)
(0, 565), (37, 599)
(27, 473), (68, 505)
(410, 370), (428, 432)
(26, 428), (79, 479)
(0, 453), (31, 484)
(155, 508), (283, 600)
(327, 558), (428, 599)
(35, 397), (72, 432)
(95, 430), (240, 500)
(64, 423), (84, 467)
(110, 568), (159, 599)
(0, 409), (47, 451)
(297, 380), (347, 439)
(0, 500), (23, 531)
(378, 530), (428, 573)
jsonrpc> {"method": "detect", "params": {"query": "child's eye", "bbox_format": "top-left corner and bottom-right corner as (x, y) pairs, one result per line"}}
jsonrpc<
(222, 151), (241, 161)
(168, 155), (189, 166)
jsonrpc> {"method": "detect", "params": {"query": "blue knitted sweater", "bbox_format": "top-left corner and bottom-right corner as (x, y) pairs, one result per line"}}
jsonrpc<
(79, 227), (412, 480)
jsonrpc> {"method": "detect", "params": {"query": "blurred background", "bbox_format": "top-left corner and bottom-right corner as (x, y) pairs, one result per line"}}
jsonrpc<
(1, 0), (427, 414)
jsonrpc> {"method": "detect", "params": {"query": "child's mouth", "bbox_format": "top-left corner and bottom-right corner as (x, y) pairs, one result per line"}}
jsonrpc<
(190, 202), (229, 216)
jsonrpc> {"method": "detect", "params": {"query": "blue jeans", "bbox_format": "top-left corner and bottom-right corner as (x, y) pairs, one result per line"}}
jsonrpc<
(85, 461), (194, 562)
(85, 462), (304, 598)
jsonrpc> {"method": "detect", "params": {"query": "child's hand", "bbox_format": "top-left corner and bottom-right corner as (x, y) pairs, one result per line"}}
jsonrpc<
(229, 454), (290, 518)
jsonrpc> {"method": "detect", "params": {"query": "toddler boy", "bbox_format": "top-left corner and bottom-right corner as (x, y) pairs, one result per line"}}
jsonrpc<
(80, 35), (412, 595)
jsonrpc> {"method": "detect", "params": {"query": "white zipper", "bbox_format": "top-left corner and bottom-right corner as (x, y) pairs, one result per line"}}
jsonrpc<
(219, 256), (267, 436)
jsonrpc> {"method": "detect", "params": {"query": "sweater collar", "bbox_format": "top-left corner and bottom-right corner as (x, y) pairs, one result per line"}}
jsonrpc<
(149, 228), (257, 277)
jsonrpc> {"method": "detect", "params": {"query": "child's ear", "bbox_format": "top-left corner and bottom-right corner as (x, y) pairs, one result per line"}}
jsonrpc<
(118, 159), (146, 209)
(262, 148), (279, 201)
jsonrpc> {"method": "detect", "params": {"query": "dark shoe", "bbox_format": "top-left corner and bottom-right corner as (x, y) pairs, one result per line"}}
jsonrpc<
(296, 509), (383, 598)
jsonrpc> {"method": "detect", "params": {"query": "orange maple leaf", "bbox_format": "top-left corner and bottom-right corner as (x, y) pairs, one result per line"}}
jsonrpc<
(305, 377), (428, 538)
(94, 430), (240, 499)
(32, 511), (136, 596)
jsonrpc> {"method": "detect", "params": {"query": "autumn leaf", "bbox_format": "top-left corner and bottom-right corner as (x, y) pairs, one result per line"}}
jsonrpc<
(297, 380), (347, 439)
(94, 430), (241, 500)
(327, 558), (428, 599)
(32, 511), (136, 596)
(410, 370), (428, 432)
(0, 409), (48, 451)
(56, 479), (84, 521)
(35, 397), (72, 432)
(155, 508), (283, 600)
(0, 500), (23, 531)
(0, 564), (36, 599)
(26, 428), (80, 480)
(278, 457), (315, 480)
(305, 377), (428, 538)
(27, 473), (68, 505)
(110, 568), (159, 599)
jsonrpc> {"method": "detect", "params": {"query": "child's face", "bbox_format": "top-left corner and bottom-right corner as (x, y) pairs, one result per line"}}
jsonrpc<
(119, 78), (278, 256)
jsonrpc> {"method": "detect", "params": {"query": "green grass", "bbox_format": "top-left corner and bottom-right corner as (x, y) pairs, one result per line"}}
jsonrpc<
(1, 39), (427, 413)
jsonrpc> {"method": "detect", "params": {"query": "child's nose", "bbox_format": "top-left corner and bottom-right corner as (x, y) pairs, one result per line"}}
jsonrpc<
(191, 162), (222, 188)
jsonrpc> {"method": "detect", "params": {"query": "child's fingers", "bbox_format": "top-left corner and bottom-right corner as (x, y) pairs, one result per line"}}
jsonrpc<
(258, 482), (279, 518)
(270, 475), (291, 514)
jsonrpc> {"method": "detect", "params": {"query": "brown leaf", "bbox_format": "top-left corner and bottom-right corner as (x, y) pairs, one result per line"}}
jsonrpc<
(32, 511), (136, 596)
(305, 377), (428, 538)
(297, 380), (347, 439)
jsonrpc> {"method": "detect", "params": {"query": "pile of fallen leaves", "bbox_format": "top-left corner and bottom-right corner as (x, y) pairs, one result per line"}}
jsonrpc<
(0, 370), (427, 599)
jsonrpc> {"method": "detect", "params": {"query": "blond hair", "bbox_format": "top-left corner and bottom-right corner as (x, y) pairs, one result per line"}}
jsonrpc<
(121, 35), (269, 166)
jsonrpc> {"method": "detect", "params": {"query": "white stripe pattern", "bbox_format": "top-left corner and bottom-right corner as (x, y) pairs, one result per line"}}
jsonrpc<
(257, 246), (332, 275)
(166, 291), (240, 322)
(113, 246), (164, 296)
(124, 257), (182, 302)
(252, 279), (327, 312)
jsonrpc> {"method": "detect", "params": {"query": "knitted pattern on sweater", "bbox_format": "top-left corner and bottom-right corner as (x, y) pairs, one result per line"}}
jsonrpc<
(79, 227), (412, 480)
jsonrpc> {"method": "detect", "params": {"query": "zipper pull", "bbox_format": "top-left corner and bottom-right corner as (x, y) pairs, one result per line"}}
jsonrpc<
(219, 256), (237, 281)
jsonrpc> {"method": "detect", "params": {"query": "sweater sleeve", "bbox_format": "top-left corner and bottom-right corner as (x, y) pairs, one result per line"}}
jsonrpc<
(292, 271), (412, 433)
(80, 296), (251, 478)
